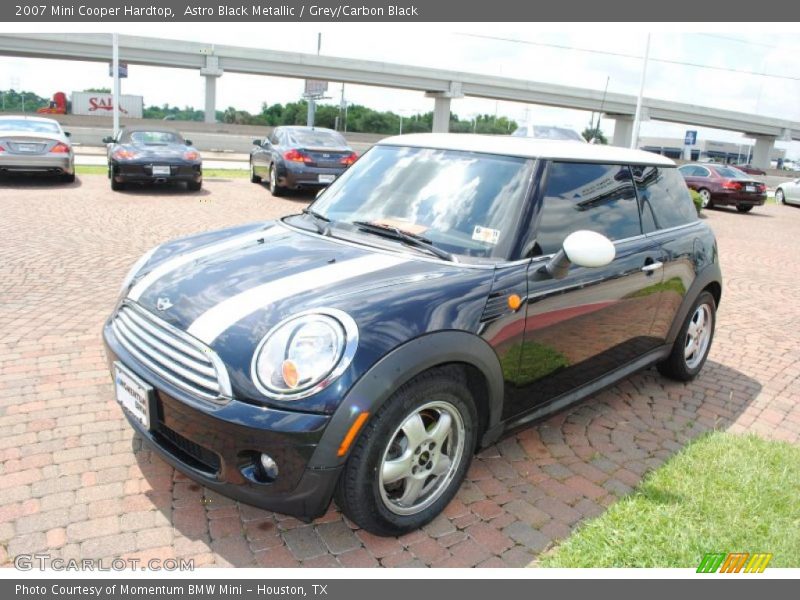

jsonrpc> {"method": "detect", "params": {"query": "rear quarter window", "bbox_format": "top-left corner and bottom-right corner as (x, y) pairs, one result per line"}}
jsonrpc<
(633, 166), (698, 232)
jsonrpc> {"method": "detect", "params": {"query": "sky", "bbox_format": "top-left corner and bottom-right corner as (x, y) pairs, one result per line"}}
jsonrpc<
(1, 23), (799, 157)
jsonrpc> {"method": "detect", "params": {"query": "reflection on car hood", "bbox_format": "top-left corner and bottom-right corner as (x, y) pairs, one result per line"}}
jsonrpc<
(125, 221), (483, 347)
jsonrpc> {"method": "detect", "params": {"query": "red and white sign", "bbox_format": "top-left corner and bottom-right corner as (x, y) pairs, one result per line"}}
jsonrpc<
(71, 92), (143, 118)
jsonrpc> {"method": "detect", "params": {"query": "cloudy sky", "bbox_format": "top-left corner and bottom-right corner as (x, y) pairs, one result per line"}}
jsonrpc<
(1, 23), (798, 156)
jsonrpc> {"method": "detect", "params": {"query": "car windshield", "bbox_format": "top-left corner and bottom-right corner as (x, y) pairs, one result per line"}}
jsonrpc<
(716, 166), (746, 178)
(0, 119), (61, 134)
(287, 129), (347, 148)
(308, 145), (535, 260)
(127, 131), (183, 145)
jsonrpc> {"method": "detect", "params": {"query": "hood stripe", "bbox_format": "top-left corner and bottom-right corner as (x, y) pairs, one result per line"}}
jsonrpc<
(128, 226), (281, 301)
(187, 254), (408, 344)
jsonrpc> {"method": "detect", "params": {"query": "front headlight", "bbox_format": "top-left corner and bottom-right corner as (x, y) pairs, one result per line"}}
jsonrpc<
(252, 309), (359, 400)
(119, 245), (160, 294)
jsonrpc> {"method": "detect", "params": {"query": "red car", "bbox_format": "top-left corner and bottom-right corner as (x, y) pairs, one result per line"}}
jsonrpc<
(678, 163), (767, 212)
(734, 164), (767, 176)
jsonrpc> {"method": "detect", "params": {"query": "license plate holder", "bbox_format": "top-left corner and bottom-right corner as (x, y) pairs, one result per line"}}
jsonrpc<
(745, 185), (756, 192)
(114, 362), (152, 429)
(18, 144), (39, 153)
(318, 174), (335, 184)
(152, 165), (171, 176)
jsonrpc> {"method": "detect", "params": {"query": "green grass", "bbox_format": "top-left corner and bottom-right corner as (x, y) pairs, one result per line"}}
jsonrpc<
(74, 165), (249, 178)
(538, 432), (800, 567)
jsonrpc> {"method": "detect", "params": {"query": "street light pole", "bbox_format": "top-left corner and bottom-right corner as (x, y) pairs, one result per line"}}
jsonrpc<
(630, 33), (651, 150)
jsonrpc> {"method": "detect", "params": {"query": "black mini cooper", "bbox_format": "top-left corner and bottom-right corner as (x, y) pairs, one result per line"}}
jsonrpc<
(104, 134), (721, 536)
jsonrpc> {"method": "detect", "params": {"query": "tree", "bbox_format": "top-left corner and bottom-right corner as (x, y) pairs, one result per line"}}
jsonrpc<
(582, 126), (608, 144)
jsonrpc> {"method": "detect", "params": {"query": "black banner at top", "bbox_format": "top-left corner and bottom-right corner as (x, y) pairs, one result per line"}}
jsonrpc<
(2, 0), (799, 22)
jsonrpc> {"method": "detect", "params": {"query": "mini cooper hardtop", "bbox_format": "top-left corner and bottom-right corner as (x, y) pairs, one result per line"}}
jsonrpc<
(104, 133), (721, 536)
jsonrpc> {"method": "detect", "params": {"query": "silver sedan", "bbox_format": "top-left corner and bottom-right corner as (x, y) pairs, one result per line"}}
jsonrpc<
(0, 115), (75, 182)
(775, 178), (800, 206)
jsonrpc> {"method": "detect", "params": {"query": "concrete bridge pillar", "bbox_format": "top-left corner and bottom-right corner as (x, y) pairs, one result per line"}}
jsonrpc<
(200, 55), (223, 124)
(751, 135), (775, 170)
(426, 83), (464, 133)
(611, 115), (634, 148)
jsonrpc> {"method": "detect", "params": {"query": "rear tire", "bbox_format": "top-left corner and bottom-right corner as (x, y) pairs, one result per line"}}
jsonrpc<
(269, 164), (286, 197)
(61, 172), (75, 184)
(657, 291), (716, 382)
(250, 161), (261, 184)
(736, 204), (753, 213)
(110, 177), (125, 191)
(188, 180), (202, 192)
(335, 366), (477, 536)
(698, 188), (713, 209)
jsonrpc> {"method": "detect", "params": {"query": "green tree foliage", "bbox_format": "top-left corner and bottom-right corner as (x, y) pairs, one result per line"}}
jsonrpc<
(582, 126), (608, 144)
(0, 89), (50, 113)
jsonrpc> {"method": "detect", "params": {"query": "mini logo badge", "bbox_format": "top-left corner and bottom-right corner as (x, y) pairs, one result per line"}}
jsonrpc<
(156, 297), (173, 311)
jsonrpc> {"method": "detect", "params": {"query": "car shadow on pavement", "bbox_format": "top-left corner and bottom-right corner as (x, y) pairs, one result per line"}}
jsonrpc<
(112, 184), (211, 197)
(128, 358), (763, 568)
(0, 174), (83, 189)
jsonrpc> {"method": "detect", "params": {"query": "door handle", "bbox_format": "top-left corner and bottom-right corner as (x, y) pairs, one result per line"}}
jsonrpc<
(641, 261), (663, 273)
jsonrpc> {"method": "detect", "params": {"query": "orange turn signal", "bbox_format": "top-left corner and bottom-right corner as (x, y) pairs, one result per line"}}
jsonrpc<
(337, 412), (370, 457)
(281, 360), (300, 389)
(508, 294), (522, 311)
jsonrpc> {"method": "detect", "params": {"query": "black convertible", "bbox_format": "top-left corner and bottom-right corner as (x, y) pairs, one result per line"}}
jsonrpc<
(103, 127), (203, 191)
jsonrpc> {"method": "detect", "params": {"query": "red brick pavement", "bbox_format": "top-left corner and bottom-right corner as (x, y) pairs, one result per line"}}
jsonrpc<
(1, 176), (798, 567)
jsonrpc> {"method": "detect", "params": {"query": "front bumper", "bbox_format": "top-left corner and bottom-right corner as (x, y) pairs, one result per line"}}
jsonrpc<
(112, 162), (202, 184)
(0, 153), (73, 175)
(102, 320), (341, 520)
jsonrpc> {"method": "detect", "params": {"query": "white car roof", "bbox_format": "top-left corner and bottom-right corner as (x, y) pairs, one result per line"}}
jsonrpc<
(0, 115), (61, 125)
(378, 133), (675, 167)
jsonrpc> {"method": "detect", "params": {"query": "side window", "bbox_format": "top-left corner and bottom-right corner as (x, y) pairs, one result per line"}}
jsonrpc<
(696, 166), (710, 177)
(633, 166), (698, 232)
(679, 165), (698, 177)
(534, 162), (641, 256)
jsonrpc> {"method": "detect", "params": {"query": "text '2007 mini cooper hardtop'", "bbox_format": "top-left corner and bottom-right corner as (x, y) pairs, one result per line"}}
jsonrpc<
(104, 134), (722, 536)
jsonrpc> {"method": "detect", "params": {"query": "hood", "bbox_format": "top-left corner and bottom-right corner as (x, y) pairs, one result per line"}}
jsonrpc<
(126, 221), (480, 347)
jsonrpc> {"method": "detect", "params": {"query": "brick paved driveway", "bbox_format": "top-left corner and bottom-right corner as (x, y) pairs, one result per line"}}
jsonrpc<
(1, 175), (798, 568)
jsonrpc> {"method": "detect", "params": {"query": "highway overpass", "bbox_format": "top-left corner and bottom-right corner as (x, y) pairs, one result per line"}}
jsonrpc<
(0, 32), (797, 168)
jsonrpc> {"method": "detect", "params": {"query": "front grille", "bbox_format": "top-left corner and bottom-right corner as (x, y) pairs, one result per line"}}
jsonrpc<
(112, 302), (231, 403)
(154, 421), (221, 475)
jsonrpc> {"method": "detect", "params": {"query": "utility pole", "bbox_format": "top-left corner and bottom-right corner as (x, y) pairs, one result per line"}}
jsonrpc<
(307, 33), (322, 128)
(631, 33), (651, 150)
(112, 32), (121, 136)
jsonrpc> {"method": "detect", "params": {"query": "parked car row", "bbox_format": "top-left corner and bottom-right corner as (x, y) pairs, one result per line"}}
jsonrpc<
(677, 163), (767, 212)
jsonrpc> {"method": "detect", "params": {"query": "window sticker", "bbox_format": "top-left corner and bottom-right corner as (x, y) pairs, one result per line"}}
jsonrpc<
(472, 226), (500, 245)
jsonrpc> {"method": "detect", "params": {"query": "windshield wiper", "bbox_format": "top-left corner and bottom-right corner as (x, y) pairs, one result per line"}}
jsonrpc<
(351, 220), (455, 262)
(301, 208), (332, 236)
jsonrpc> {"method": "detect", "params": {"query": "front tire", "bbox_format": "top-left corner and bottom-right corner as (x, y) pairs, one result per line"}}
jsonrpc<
(657, 291), (716, 382)
(775, 189), (785, 204)
(335, 367), (477, 536)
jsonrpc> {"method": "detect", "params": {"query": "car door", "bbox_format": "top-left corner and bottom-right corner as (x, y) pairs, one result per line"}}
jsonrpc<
(503, 162), (667, 418)
(632, 165), (702, 339)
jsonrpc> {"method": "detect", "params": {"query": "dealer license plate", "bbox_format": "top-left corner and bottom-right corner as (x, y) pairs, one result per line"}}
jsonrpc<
(745, 185), (756, 192)
(18, 143), (40, 153)
(114, 362), (151, 429)
(318, 174), (335, 183)
(152, 165), (171, 176)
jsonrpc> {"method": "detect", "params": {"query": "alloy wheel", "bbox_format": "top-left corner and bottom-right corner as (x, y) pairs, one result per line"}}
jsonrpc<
(378, 401), (465, 516)
(684, 303), (713, 369)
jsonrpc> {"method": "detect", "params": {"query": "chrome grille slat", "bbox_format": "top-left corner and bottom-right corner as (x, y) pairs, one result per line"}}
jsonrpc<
(112, 303), (230, 403)
(116, 312), (216, 378)
(113, 320), (220, 391)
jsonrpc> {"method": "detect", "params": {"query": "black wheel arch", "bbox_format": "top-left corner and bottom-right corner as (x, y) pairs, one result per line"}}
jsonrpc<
(666, 262), (722, 346)
(307, 330), (505, 469)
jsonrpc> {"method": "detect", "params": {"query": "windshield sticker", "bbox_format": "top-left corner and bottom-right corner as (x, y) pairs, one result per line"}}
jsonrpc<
(472, 226), (500, 245)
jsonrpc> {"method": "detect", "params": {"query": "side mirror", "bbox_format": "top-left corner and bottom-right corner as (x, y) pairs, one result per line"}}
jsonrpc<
(102, 136), (114, 144)
(184, 139), (193, 146)
(252, 139), (262, 146)
(64, 131), (71, 138)
(543, 230), (616, 279)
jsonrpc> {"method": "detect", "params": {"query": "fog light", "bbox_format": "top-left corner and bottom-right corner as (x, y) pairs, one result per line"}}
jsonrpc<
(259, 453), (279, 481)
